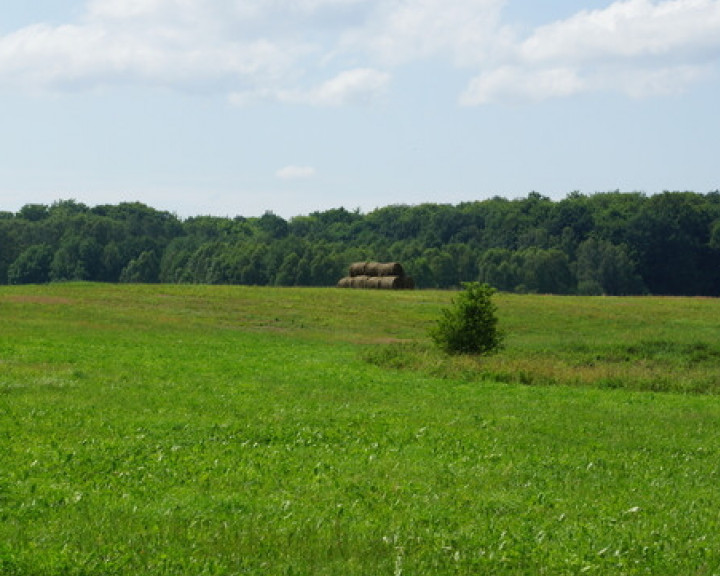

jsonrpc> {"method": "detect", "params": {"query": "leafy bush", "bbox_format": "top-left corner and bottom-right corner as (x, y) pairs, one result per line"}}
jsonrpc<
(430, 282), (504, 355)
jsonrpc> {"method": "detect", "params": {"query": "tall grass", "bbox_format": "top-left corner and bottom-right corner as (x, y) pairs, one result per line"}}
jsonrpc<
(2, 284), (720, 574)
(367, 293), (720, 394)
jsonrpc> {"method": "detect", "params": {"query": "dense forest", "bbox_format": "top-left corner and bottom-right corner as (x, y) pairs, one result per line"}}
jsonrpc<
(2, 191), (720, 296)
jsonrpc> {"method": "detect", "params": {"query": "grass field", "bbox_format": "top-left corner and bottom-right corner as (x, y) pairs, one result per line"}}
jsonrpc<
(2, 283), (720, 574)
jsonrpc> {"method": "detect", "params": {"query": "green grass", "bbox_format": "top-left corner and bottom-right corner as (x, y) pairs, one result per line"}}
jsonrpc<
(2, 283), (720, 574)
(368, 293), (720, 394)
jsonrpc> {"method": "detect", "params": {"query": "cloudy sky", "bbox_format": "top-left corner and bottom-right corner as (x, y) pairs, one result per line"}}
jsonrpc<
(1, 0), (719, 218)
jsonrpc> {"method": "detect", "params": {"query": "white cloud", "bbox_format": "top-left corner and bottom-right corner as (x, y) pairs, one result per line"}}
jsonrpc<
(465, 0), (720, 104)
(289, 67), (391, 106)
(86, 0), (169, 21)
(230, 67), (390, 107)
(340, 0), (507, 66)
(520, 0), (720, 64)
(461, 66), (587, 105)
(0, 0), (320, 94)
(0, 0), (504, 98)
(276, 165), (317, 180)
(617, 64), (711, 98)
(0, 13), (301, 93)
(1, 0), (719, 105)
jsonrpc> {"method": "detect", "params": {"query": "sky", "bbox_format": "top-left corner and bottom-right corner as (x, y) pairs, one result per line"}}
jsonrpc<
(1, 0), (719, 219)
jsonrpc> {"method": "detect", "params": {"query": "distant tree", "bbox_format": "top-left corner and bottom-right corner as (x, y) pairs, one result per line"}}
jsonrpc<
(295, 256), (312, 286)
(477, 249), (519, 292)
(49, 199), (89, 217)
(51, 242), (86, 282)
(628, 192), (711, 295)
(120, 251), (160, 283)
(17, 204), (50, 222)
(4, 192), (720, 294)
(710, 219), (720, 252)
(183, 215), (236, 240)
(257, 211), (288, 240)
(275, 253), (300, 286)
(589, 191), (646, 246)
(100, 241), (125, 282)
(309, 251), (343, 286)
(548, 192), (594, 242)
(240, 246), (270, 285)
(0, 220), (20, 283)
(426, 249), (458, 288)
(408, 257), (434, 289)
(576, 238), (645, 296)
(520, 248), (573, 294)
(204, 245), (234, 284)
(182, 242), (223, 283)
(8, 244), (53, 284)
(158, 240), (194, 283)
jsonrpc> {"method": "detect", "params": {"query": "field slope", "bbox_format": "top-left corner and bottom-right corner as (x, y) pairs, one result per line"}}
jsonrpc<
(2, 283), (720, 575)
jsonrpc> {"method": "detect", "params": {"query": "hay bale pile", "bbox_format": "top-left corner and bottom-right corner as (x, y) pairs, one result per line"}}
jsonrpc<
(337, 262), (414, 290)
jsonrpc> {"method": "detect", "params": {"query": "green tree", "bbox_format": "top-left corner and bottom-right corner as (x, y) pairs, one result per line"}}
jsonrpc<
(240, 245), (269, 285)
(426, 249), (458, 288)
(628, 192), (710, 295)
(100, 241), (125, 282)
(430, 282), (504, 355)
(8, 244), (53, 284)
(257, 211), (288, 240)
(309, 251), (342, 286)
(295, 256), (312, 286)
(477, 249), (519, 292)
(576, 238), (645, 295)
(183, 242), (224, 283)
(0, 219), (21, 283)
(275, 253), (300, 286)
(408, 257), (434, 289)
(120, 251), (160, 283)
(50, 242), (86, 282)
(520, 248), (574, 294)
(17, 204), (50, 222)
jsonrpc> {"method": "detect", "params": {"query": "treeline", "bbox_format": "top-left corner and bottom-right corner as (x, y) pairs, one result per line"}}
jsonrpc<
(2, 191), (720, 295)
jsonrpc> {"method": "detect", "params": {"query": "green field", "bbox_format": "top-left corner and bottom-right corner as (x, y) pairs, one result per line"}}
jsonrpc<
(2, 283), (720, 574)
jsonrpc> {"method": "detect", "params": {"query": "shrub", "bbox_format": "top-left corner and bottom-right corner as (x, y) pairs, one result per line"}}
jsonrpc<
(430, 282), (504, 355)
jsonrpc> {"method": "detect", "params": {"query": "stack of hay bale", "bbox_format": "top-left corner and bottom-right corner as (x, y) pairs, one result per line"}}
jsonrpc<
(337, 262), (415, 290)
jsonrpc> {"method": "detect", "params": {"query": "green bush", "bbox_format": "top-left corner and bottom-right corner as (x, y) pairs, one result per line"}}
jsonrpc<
(430, 282), (504, 355)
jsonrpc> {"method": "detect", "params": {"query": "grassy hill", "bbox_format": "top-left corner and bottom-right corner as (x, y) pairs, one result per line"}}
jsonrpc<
(2, 283), (720, 574)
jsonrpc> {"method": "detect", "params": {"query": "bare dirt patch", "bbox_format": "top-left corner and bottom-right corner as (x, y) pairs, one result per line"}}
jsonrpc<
(2, 295), (73, 305)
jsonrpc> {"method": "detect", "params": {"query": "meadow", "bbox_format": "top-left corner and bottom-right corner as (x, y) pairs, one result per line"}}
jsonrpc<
(2, 283), (720, 575)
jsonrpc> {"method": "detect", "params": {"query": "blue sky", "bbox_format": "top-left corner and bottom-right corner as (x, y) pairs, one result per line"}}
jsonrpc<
(1, 0), (719, 218)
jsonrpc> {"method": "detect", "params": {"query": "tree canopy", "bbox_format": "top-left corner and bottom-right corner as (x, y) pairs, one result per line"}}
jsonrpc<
(2, 192), (720, 295)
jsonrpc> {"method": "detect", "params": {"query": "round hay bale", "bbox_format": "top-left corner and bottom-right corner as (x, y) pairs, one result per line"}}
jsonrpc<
(337, 277), (352, 288)
(363, 262), (380, 276)
(349, 261), (405, 277)
(377, 262), (405, 277)
(350, 275), (370, 289)
(366, 277), (383, 289)
(378, 276), (403, 289)
(349, 262), (368, 277)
